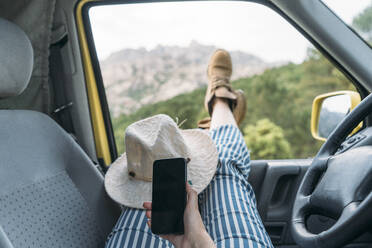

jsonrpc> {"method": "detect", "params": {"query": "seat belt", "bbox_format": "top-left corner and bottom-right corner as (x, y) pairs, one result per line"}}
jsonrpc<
(50, 35), (75, 134)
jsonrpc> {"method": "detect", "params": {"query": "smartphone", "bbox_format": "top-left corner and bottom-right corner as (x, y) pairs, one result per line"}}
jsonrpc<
(151, 158), (187, 235)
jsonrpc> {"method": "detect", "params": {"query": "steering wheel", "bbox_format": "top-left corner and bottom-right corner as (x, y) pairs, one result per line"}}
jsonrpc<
(291, 92), (372, 248)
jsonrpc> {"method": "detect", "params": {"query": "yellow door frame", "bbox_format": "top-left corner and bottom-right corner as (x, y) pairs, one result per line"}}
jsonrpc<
(76, 0), (112, 165)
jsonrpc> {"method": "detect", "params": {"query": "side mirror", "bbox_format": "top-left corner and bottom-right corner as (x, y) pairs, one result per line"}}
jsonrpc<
(311, 91), (361, 141)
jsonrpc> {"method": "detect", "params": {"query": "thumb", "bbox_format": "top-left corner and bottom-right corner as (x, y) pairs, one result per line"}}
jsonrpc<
(186, 182), (198, 209)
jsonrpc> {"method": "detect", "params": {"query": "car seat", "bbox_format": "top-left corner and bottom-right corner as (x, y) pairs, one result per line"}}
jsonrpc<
(0, 18), (120, 248)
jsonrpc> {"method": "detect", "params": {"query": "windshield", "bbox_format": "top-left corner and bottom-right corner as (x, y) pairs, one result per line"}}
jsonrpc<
(322, 0), (372, 44)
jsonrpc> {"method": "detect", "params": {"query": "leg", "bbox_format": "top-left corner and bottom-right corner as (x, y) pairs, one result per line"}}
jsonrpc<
(210, 98), (237, 130)
(105, 207), (173, 248)
(199, 99), (273, 247)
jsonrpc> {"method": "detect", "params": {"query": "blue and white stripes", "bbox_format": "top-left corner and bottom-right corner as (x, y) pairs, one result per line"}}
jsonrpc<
(199, 125), (272, 247)
(105, 125), (273, 248)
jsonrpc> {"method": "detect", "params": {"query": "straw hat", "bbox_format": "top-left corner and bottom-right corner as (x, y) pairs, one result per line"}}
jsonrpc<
(105, 114), (218, 209)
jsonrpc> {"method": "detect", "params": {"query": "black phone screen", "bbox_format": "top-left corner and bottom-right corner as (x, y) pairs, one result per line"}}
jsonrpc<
(151, 158), (186, 235)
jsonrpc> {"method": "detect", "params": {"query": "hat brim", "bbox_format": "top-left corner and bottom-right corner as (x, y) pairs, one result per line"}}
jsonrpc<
(104, 129), (218, 209)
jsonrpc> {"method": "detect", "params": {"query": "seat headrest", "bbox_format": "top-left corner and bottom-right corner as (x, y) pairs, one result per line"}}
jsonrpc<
(0, 18), (33, 98)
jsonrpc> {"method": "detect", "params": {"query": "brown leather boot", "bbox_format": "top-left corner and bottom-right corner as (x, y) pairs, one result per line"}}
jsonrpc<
(197, 117), (211, 129)
(204, 49), (237, 115)
(201, 49), (246, 129)
(233, 89), (247, 125)
(198, 89), (247, 129)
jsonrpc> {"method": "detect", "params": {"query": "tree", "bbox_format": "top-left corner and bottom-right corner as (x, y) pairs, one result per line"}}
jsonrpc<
(352, 2), (372, 42)
(244, 119), (292, 159)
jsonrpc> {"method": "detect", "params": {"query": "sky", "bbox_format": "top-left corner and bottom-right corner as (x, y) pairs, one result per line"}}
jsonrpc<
(323, 94), (350, 113)
(90, 0), (371, 63)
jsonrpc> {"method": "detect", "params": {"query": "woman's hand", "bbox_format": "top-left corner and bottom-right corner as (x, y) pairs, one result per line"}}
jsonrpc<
(143, 182), (215, 248)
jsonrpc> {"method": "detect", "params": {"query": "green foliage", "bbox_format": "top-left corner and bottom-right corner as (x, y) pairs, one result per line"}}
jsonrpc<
(235, 49), (355, 158)
(244, 119), (291, 159)
(352, 1), (372, 42)
(112, 50), (355, 158)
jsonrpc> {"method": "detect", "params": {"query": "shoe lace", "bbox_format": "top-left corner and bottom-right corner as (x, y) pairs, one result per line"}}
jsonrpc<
(211, 76), (232, 91)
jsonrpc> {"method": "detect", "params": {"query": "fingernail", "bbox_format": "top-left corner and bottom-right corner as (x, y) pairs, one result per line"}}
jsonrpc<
(188, 180), (192, 185)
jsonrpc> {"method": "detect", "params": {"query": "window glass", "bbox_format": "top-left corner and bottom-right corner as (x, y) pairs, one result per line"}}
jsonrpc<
(322, 0), (372, 44)
(89, 1), (356, 159)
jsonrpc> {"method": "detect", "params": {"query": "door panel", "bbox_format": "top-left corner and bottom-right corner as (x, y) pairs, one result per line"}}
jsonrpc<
(248, 159), (310, 246)
(248, 159), (372, 247)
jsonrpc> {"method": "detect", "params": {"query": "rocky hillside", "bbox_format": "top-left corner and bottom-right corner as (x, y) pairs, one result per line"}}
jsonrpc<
(100, 41), (275, 116)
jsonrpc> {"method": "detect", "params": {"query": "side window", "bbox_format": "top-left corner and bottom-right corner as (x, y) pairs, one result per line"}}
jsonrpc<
(88, 1), (357, 159)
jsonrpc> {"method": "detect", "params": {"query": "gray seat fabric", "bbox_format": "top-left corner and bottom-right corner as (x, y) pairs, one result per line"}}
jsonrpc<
(0, 18), (33, 98)
(0, 110), (121, 247)
(0, 16), (120, 248)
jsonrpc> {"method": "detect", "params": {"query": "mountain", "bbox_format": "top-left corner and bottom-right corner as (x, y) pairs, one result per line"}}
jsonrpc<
(100, 41), (276, 116)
